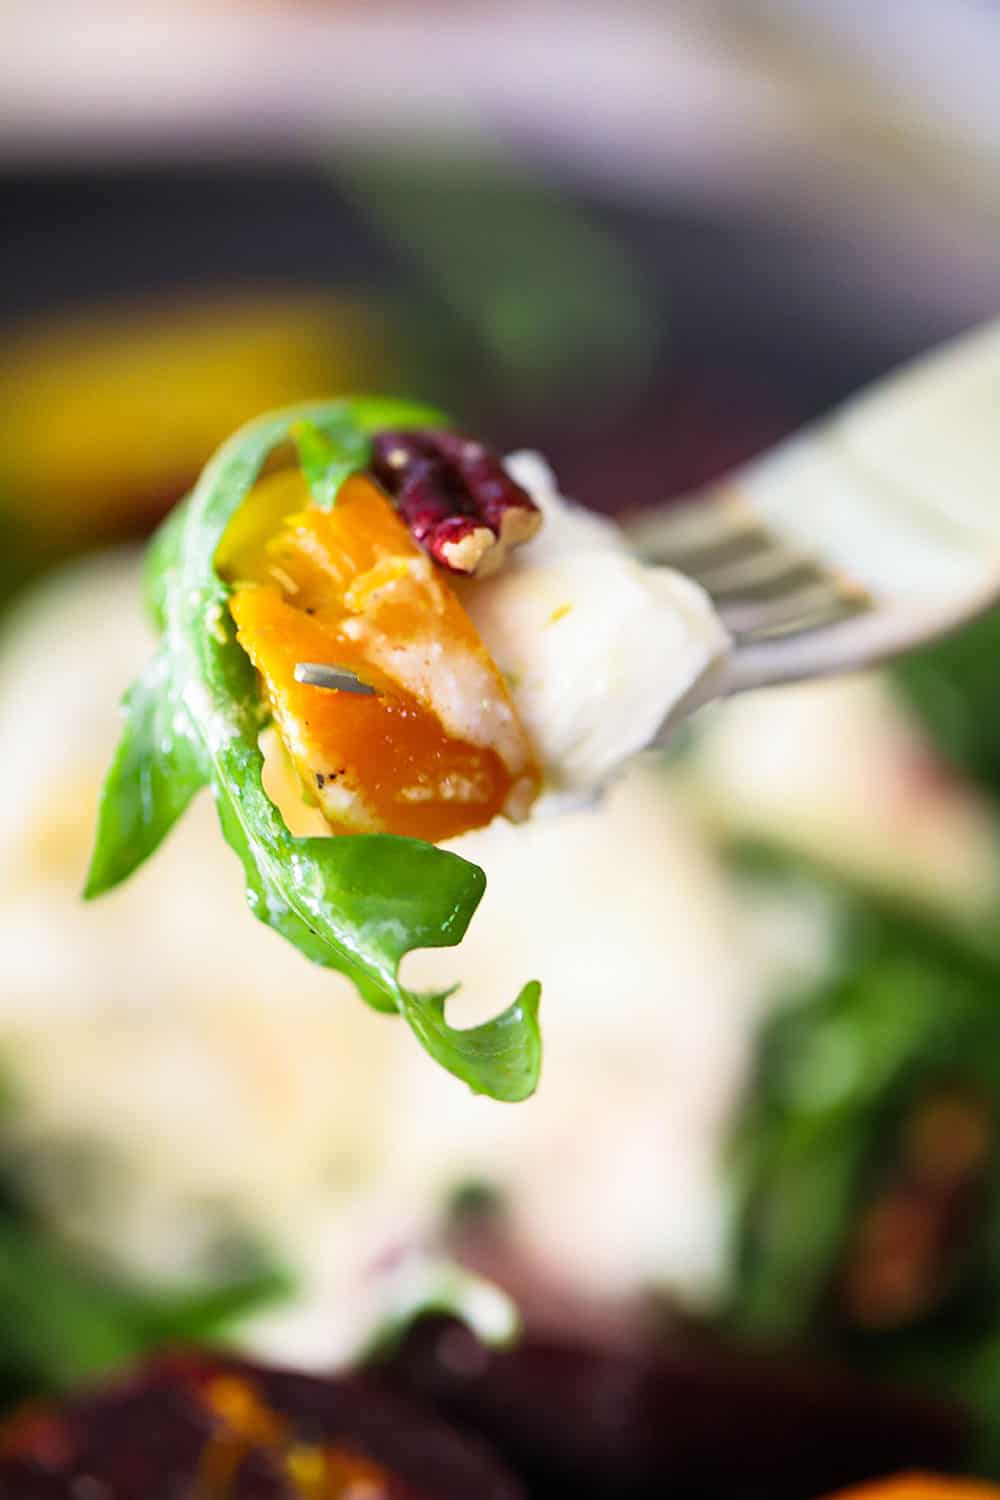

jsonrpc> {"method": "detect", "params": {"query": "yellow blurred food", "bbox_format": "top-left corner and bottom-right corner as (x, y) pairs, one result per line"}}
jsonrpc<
(0, 291), (394, 547)
(826, 1478), (1000, 1500)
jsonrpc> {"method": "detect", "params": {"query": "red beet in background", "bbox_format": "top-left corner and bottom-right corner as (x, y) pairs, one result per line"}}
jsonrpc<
(0, 1352), (524, 1500)
(379, 1317), (968, 1500)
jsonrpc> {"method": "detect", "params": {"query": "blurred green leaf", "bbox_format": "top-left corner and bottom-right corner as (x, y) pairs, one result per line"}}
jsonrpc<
(724, 840), (1000, 1470)
(337, 152), (660, 413)
(0, 1218), (289, 1402)
(0, 1105), (290, 1407)
(894, 607), (1000, 799)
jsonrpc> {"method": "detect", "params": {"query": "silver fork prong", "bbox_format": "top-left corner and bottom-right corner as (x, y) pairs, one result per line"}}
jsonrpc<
(740, 597), (869, 643)
(666, 529), (777, 578)
(294, 663), (378, 696)
(639, 514), (771, 571)
(694, 545), (813, 595)
(631, 493), (754, 557)
(718, 578), (868, 638)
(635, 496), (870, 643)
(629, 322), (1000, 696)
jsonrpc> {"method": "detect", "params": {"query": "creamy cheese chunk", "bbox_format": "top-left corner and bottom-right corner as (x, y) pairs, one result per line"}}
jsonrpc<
(0, 551), (755, 1368)
(454, 453), (731, 806)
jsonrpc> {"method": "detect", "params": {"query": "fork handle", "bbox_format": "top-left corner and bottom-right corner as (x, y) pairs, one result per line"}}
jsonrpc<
(632, 318), (1000, 696)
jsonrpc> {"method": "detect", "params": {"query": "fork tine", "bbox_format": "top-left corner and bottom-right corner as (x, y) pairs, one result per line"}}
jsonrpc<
(740, 598), (870, 642)
(630, 491), (758, 561)
(720, 579), (869, 639)
(633, 489), (868, 643)
(664, 527), (777, 577)
(631, 321), (1000, 697)
(696, 554), (820, 600)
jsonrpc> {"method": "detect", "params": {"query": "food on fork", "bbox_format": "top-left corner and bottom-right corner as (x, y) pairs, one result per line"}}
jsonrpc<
(218, 454), (541, 844)
(86, 399), (728, 1098)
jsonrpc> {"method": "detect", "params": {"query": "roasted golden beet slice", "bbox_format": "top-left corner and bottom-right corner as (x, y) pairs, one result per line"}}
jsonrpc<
(220, 469), (539, 842)
(0, 1352), (524, 1500)
(826, 1481), (1000, 1500)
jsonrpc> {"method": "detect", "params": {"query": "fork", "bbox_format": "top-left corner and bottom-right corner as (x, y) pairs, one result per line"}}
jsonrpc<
(626, 319), (1000, 697)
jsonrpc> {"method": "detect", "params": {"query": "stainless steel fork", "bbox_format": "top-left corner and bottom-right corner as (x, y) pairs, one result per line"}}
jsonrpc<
(626, 319), (1000, 696)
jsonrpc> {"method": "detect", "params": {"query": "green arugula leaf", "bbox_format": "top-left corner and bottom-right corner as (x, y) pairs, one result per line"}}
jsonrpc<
(893, 606), (1000, 801)
(143, 491), (189, 631)
(399, 981), (542, 1101)
(0, 1082), (291, 1402)
(86, 399), (543, 1102)
(84, 648), (208, 898)
(0, 1216), (289, 1397)
(725, 839), (1000, 1342)
(292, 419), (370, 508)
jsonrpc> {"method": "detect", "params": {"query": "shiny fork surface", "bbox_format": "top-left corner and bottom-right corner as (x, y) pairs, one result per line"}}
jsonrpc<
(627, 319), (1000, 696)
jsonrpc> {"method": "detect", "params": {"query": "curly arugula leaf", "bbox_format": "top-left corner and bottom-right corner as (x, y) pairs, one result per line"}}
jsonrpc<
(400, 981), (542, 1100)
(85, 399), (543, 1102)
(292, 418), (370, 508)
(84, 648), (208, 897)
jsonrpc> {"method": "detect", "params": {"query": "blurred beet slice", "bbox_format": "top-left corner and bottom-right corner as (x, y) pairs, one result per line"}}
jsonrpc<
(380, 1318), (968, 1500)
(0, 1351), (524, 1500)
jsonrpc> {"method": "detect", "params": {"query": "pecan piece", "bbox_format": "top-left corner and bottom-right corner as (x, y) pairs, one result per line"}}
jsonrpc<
(371, 429), (541, 577)
(432, 432), (543, 550)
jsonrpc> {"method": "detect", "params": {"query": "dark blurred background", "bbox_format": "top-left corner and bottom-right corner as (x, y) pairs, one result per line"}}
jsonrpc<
(5, 0), (1000, 563)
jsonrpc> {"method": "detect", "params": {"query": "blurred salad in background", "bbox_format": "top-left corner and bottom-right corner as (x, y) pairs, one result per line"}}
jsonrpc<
(4, 94), (1000, 1493)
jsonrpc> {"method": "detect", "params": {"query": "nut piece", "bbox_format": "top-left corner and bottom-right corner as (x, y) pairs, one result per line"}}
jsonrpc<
(371, 428), (542, 577)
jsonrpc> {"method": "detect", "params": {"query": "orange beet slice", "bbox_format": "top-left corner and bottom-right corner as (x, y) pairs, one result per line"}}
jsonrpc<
(220, 468), (539, 842)
(826, 1479), (1000, 1500)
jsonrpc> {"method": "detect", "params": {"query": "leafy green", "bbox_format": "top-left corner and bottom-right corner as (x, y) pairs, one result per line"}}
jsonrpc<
(727, 840), (1000, 1335)
(337, 152), (660, 413)
(399, 981), (542, 1100)
(723, 840), (1000, 1471)
(84, 648), (209, 898)
(0, 1123), (289, 1406)
(0, 1217), (288, 1403)
(85, 399), (543, 1102)
(143, 491), (189, 630)
(894, 607), (1000, 801)
(292, 419), (369, 509)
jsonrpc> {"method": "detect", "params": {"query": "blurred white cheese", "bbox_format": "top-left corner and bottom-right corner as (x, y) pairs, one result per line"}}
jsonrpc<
(0, 549), (755, 1368)
(685, 675), (1000, 922)
(456, 453), (731, 806)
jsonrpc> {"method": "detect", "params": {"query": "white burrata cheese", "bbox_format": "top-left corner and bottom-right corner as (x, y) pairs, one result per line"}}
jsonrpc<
(0, 548), (757, 1368)
(455, 453), (731, 806)
(685, 675), (1000, 923)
